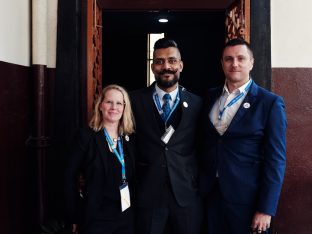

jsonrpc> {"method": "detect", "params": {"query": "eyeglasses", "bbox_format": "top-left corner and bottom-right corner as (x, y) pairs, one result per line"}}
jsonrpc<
(153, 58), (180, 65)
(103, 100), (125, 108)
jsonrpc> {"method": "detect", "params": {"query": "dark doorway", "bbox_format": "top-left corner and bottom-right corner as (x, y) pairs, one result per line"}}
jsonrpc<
(102, 11), (226, 96)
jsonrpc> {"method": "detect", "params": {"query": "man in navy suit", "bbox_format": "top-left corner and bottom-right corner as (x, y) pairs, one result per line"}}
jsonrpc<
(199, 38), (287, 234)
(131, 38), (202, 234)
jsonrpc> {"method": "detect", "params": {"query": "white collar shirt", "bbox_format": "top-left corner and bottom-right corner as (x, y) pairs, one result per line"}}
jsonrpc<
(155, 84), (179, 109)
(209, 79), (252, 135)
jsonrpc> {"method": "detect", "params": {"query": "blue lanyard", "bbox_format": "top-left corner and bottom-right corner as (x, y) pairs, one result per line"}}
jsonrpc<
(153, 91), (180, 124)
(103, 128), (126, 182)
(218, 80), (253, 120)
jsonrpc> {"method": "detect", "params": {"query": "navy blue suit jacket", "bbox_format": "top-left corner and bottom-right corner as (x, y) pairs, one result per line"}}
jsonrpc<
(199, 81), (287, 216)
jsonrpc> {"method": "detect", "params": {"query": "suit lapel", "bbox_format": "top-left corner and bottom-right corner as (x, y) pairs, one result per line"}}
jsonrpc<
(226, 82), (258, 131)
(177, 86), (189, 129)
(140, 84), (163, 136)
(122, 135), (135, 170)
(94, 130), (109, 169)
(95, 130), (135, 172)
(168, 86), (198, 143)
(205, 87), (223, 130)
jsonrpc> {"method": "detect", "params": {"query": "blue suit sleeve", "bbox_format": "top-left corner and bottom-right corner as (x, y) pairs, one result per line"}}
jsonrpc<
(258, 96), (287, 215)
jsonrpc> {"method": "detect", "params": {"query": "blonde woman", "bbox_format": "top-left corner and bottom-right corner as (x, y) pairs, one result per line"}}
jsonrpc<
(65, 84), (136, 234)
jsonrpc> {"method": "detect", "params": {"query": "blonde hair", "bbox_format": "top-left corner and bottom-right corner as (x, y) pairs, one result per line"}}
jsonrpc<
(89, 84), (135, 135)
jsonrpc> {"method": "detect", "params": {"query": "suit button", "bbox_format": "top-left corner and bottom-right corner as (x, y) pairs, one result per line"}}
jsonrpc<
(165, 147), (168, 151)
(218, 139), (222, 144)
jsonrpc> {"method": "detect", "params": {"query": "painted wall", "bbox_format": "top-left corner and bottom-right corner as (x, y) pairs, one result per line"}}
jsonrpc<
(0, 0), (30, 66)
(271, 1), (312, 233)
(0, 1), (37, 233)
(271, 0), (312, 67)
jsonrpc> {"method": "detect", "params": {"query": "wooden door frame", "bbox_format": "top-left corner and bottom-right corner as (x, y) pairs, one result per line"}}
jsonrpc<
(84, 0), (103, 122)
(83, 0), (271, 117)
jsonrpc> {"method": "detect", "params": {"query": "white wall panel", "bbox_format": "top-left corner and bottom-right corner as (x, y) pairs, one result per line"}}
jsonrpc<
(271, 0), (312, 67)
(0, 0), (30, 66)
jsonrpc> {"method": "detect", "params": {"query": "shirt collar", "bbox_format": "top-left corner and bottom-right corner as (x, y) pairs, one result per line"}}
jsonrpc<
(155, 84), (179, 101)
(223, 78), (252, 95)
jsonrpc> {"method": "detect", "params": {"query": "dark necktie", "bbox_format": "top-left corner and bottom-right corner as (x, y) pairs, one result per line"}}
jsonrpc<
(162, 93), (171, 121)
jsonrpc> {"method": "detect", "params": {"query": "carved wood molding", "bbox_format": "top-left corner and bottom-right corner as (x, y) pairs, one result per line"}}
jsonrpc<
(87, 0), (103, 122)
(225, 0), (250, 43)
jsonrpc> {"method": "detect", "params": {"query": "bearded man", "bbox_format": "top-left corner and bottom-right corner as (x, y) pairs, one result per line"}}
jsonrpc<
(130, 38), (203, 234)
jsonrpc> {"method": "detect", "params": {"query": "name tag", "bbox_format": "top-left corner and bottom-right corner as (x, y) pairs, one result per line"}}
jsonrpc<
(119, 182), (131, 212)
(161, 125), (175, 144)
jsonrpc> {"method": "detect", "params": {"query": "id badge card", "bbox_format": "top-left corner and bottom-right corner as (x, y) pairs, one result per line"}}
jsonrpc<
(119, 182), (131, 212)
(161, 125), (175, 144)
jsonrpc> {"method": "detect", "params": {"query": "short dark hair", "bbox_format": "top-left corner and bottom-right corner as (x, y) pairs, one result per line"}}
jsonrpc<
(223, 37), (253, 58)
(154, 38), (179, 50)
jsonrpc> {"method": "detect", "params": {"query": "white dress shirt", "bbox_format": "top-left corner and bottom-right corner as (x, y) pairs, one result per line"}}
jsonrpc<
(209, 79), (252, 135)
(155, 84), (179, 109)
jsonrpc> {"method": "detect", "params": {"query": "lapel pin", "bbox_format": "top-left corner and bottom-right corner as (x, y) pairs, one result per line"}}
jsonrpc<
(243, 102), (250, 109)
(125, 135), (129, 141)
(183, 101), (188, 108)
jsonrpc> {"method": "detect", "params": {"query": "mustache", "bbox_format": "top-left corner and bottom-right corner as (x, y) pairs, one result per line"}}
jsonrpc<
(159, 69), (178, 75)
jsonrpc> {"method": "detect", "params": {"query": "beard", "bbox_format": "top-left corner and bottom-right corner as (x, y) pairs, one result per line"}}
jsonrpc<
(154, 69), (180, 89)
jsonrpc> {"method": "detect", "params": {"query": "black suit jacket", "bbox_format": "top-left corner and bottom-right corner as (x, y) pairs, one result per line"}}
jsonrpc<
(64, 128), (136, 226)
(130, 83), (202, 207)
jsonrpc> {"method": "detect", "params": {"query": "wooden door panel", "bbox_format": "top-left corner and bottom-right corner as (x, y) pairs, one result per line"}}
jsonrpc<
(225, 0), (250, 42)
(86, 0), (102, 122)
